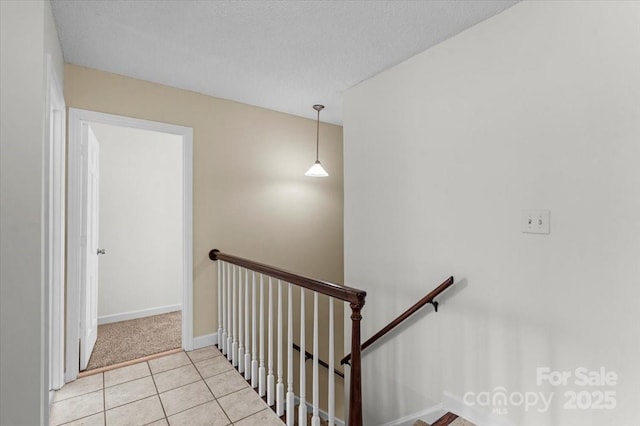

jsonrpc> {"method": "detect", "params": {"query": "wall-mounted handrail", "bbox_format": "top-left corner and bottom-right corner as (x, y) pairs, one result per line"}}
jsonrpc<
(293, 343), (345, 379)
(210, 249), (366, 426)
(341, 276), (454, 366)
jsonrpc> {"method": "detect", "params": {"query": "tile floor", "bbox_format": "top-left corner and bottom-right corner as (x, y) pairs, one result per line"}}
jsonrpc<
(50, 346), (283, 426)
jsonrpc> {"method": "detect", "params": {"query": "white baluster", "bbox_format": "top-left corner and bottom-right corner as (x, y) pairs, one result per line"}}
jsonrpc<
(286, 283), (294, 426)
(298, 289), (307, 425)
(238, 268), (244, 373)
(267, 277), (275, 406)
(232, 265), (238, 366)
(221, 261), (227, 355)
(328, 298), (335, 426)
(276, 280), (284, 416)
(251, 271), (258, 388)
(244, 268), (251, 379)
(311, 291), (320, 426)
(226, 263), (232, 358)
(259, 274), (266, 397)
(217, 260), (222, 349)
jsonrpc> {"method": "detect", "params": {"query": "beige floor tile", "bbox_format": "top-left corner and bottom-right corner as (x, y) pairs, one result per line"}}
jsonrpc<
(187, 346), (222, 363)
(105, 376), (157, 409)
(159, 381), (214, 416)
(50, 390), (103, 425)
(193, 356), (233, 379)
(105, 395), (164, 426)
(104, 361), (151, 388)
(153, 364), (201, 393)
(167, 400), (230, 426)
(216, 388), (269, 423)
(204, 369), (249, 398)
(60, 412), (105, 426)
(148, 352), (191, 374)
(233, 408), (283, 426)
(53, 373), (103, 402)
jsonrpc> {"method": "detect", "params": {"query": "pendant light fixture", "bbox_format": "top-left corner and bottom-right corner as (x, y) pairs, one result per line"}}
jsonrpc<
(305, 104), (329, 177)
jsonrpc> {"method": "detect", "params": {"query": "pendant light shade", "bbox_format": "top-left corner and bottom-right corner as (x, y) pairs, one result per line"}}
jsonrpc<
(305, 104), (329, 177)
(305, 160), (328, 177)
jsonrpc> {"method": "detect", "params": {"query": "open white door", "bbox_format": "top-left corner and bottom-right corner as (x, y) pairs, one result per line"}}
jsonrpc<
(80, 124), (100, 370)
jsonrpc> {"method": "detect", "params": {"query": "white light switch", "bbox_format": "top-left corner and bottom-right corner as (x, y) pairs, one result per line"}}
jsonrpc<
(522, 210), (550, 234)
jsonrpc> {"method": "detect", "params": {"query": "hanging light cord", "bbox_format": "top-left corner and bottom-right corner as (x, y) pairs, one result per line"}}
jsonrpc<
(315, 107), (320, 161)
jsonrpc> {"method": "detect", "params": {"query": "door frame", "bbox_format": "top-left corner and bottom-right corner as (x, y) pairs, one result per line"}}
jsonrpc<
(65, 108), (194, 382)
(46, 55), (66, 393)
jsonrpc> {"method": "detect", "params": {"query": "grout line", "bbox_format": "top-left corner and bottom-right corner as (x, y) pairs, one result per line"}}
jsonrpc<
(80, 348), (183, 377)
(149, 360), (170, 423)
(191, 346), (234, 425)
(102, 372), (106, 423)
(163, 399), (219, 422)
(232, 407), (277, 424)
(57, 410), (103, 426)
(211, 343), (284, 424)
(106, 390), (158, 412)
(104, 369), (153, 390)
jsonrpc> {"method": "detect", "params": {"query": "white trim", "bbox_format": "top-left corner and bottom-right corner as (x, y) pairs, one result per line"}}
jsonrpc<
(182, 127), (194, 351)
(65, 108), (82, 383)
(46, 56), (66, 392)
(379, 403), (445, 426)
(380, 392), (517, 426)
(66, 109), (194, 382)
(443, 391), (515, 426)
(98, 304), (182, 325)
(294, 396), (345, 426)
(193, 333), (219, 350)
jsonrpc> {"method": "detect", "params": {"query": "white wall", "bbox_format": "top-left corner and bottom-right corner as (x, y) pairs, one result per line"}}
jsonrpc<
(89, 123), (183, 321)
(344, 2), (640, 425)
(0, 1), (64, 424)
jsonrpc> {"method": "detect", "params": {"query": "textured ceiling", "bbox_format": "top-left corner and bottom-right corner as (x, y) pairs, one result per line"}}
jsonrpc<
(51, 0), (517, 124)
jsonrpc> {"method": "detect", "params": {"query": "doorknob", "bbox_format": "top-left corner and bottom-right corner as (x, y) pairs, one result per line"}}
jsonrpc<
(97, 249), (106, 255)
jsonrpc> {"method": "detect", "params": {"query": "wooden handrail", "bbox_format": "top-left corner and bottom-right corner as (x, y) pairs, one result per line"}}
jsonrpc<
(209, 249), (366, 426)
(340, 276), (454, 366)
(209, 249), (366, 305)
(292, 343), (345, 378)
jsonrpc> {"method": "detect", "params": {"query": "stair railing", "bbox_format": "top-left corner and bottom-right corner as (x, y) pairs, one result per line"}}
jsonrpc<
(209, 249), (366, 426)
(340, 276), (454, 366)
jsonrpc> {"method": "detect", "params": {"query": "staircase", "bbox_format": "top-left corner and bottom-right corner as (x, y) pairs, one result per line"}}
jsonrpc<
(415, 413), (476, 426)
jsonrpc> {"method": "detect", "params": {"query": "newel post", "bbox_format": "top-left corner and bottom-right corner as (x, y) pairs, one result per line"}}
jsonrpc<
(348, 298), (365, 426)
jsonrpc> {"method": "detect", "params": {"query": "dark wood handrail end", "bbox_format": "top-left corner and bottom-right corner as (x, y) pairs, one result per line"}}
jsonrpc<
(209, 249), (220, 261)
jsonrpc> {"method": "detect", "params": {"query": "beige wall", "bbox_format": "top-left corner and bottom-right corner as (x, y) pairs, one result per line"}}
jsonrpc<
(345, 1), (640, 425)
(0, 1), (64, 424)
(64, 63), (344, 338)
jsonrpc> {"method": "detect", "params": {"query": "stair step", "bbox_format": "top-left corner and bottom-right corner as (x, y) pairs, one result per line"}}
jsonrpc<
(431, 412), (459, 426)
(415, 412), (476, 426)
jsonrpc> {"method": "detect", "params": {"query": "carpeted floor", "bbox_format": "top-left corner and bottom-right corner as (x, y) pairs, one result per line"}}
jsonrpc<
(86, 311), (181, 370)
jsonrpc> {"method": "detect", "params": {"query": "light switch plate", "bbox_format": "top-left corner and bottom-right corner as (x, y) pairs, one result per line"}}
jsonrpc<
(522, 210), (550, 234)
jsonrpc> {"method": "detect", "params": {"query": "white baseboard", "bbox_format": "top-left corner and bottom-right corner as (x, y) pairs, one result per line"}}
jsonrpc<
(98, 304), (182, 325)
(443, 391), (515, 426)
(380, 403), (446, 426)
(381, 391), (519, 426)
(193, 333), (218, 350)
(294, 396), (345, 426)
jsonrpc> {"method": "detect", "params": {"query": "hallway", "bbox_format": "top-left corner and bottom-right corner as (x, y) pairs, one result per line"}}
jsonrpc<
(50, 346), (282, 425)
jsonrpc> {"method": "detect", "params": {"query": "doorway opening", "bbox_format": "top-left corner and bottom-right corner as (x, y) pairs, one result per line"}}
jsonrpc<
(65, 109), (193, 382)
